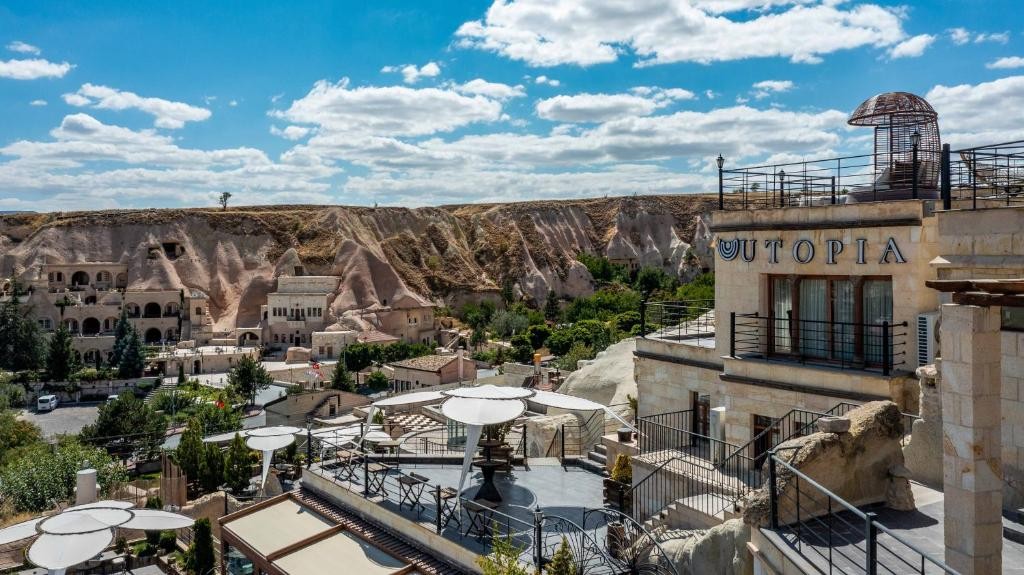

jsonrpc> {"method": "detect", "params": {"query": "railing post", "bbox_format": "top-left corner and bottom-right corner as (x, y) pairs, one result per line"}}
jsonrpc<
(729, 312), (736, 357)
(523, 424), (528, 466)
(972, 149), (978, 210)
(435, 485), (442, 534)
(768, 452), (779, 529)
(912, 141), (919, 200)
(830, 175), (836, 205)
(533, 507), (544, 569)
(639, 298), (647, 338)
(865, 511), (879, 575)
(363, 455), (369, 496)
(941, 143), (951, 210)
(882, 321), (890, 376)
(560, 424), (566, 461)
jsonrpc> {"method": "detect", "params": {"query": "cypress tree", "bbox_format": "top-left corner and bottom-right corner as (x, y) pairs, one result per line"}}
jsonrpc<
(199, 443), (224, 492)
(117, 326), (145, 379)
(177, 362), (186, 385)
(223, 433), (252, 494)
(46, 323), (79, 382)
(329, 361), (354, 392)
(110, 308), (131, 367)
(185, 518), (215, 575)
(547, 536), (577, 575)
(175, 418), (205, 485)
(544, 289), (561, 322)
(0, 280), (46, 372)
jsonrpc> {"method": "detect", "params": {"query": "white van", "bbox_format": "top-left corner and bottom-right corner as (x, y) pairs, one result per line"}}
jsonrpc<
(37, 394), (59, 412)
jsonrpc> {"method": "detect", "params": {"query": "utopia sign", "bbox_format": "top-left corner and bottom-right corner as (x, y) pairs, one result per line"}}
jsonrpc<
(717, 237), (907, 265)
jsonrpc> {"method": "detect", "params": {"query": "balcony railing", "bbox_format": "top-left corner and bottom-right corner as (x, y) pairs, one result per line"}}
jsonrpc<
(730, 312), (907, 376)
(639, 299), (714, 341)
(945, 140), (1024, 209)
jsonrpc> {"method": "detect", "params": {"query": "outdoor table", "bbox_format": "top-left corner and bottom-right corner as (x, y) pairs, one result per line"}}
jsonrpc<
(377, 439), (402, 453)
(398, 472), (430, 513)
(438, 487), (461, 530)
(366, 462), (393, 496)
(463, 499), (499, 542)
(473, 438), (506, 502)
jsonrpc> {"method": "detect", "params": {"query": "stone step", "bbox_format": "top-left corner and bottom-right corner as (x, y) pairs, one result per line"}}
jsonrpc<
(574, 457), (608, 476)
(587, 451), (607, 465)
(593, 444), (607, 455)
(1004, 510), (1024, 546)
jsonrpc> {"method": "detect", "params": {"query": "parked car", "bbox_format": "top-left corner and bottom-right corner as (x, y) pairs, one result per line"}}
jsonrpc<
(106, 394), (119, 404)
(37, 394), (59, 412)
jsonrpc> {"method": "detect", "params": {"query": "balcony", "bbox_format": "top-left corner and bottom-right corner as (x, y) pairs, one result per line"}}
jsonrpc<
(946, 139), (1024, 209)
(729, 312), (907, 376)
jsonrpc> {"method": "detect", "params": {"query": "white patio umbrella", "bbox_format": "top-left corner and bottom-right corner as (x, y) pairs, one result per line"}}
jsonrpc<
(442, 385), (534, 400)
(0, 501), (192, 575)
(245, 426), (302, 489)
(529, 390), (637, 433)
(372, 390), (446, 406)
(439, 393), (530, 499)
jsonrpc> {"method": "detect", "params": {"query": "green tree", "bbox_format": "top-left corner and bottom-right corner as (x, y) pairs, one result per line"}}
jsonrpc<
(185, 518), (215, 575)
(554, 341), (595, 372)
(489, 311), (529, 339)
(544, 289), (561, 322)
(366, 370), (390, 392)
(476, 532), (530, 575)
(177, 362), (186, 385)
(190, 402), (243, 435)
(110, 308), (132, 367)
(509, 334), (534, 364)
(174, 417), (205, 484)
(0, 437), (127, 512)
(577, 253), (628, 284)
(81, 393), (167, 459)
(526, 324), (551, 350)
(199, 443), (224, 492)
(500, 278), (515, 308)
(329, 361), (355, 392)
(674, 272), (715, 303)
(117, 326), (145, 379)
(0, 280), (46, 372)
(227, 355), (272, 406)
(223, 433), (252, 494)
(469, 327), (487, 350)
(343, 342), (374, 372)
(634, 265), (675, 297)
(547, 536), (577, 575)
(46, 322), (79, 382)
(0, 410), (43, 467)
(218, 191), (232, 211)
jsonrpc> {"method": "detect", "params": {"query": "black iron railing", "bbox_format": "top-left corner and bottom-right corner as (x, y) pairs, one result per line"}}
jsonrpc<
(550, 402), (631, 461)
(731, 312), (908, 376)
(640, 300), (715, 340)
(767, 451), (957, 574)
(944, 140), (1024, 209)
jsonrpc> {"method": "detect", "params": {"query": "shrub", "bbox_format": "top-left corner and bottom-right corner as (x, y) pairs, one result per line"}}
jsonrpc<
(0, 438), (127, 512)
(476, 530), (530, 575)
(158, 530), (178, 553)
(610, 454), (632, 485)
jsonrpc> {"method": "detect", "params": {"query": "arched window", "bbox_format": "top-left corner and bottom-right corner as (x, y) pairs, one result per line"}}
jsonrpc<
(81, 317), (101, 335)
(143, 302), (162, 318)
(144, 327), (162, 344)
(70, 271), (90, 286)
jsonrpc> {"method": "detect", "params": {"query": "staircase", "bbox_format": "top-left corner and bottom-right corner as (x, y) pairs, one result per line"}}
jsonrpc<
(145, 378), (178, 405)
(580, 443), (608, 476)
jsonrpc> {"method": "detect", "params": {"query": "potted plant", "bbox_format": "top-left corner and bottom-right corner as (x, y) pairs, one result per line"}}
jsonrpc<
(604, 454), (632, 514)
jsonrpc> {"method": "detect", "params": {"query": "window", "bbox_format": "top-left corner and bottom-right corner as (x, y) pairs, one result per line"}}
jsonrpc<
(768, 275), (893, 365)
(195, 307), (203, 316)
(1002, 308), (1024, 332)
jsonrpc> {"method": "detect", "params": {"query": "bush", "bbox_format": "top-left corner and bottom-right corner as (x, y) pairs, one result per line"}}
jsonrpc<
(610, 454), (632, 484)
(0, 438), (127, 513)
(366, 371), (390, 392)
(0, 382), (27, 409)
(159, 530), (178, 553)
(476, 531), (530, 575)
(488, 311), (529, 339)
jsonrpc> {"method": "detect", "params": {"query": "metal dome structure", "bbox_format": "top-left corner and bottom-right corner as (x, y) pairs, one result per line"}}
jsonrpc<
(847, 91), (941, 202)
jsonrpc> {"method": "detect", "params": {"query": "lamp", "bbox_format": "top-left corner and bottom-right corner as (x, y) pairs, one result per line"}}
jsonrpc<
(716, 154), (724, 170)
(716, 154), (725, 209)
(778, 169), (787, 208)
(910, 129), (921, 149)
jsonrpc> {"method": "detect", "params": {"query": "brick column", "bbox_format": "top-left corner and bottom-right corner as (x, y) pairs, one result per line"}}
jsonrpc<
(939, 303), (1002, 574)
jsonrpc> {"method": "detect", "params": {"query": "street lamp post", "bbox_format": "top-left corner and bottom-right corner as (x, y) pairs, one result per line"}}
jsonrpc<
(778, 169), (787, 208)
(911, 129), (921, 200)
(716, 154), (725, 209)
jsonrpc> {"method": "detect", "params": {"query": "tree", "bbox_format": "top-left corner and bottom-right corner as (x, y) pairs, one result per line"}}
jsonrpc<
(190, 402), (242, 435)
(0, 437), (127, 512)
(500, 278), (515, 308)
(175, 417), (205, 484)
(526, 324), (551, 350)
(223, 433), (252, 494)
(199, 443), (224, 492)
(469, 327), (487, 350)
(117, 326), (145, 379)
(343, 342), (375, 372)
(177, 362), (187, 385)
(547, 536), (577, 575)
(185, 518), (215, 575)
(81, 393), (167, 459)
(46, 322), (79, 382)
(509, 334), (534, 364)
(634, 265), (670, 297)
(227, 355), (272, 406)
(366, 370), (389, 392)
(476, 532), (530, 575)
(0, 411), (43, 468)
(0, 280), (46, 372)
(218, 191), (232, 211)
(544, 289), (561, 322)
(489, 311), (529, 339)
(110, 308), (131, 367)
(554, 341), (595, 372)
(329, 361), (355, 392)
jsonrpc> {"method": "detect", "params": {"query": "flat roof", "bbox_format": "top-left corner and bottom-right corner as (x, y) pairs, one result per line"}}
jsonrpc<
(224, 497), (333, 556)
(272, 531), (409, 575)
(390, 354), (458, 373)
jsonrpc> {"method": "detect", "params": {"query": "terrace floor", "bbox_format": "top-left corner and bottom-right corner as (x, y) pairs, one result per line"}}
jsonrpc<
(767, 481), (1024, 574)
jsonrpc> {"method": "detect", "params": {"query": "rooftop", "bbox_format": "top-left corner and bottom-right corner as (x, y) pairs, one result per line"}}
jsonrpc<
(390, 354), (459, 372)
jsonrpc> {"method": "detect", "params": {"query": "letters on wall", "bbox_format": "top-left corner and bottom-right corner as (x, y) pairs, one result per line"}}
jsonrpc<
(717, 237), (906, 265)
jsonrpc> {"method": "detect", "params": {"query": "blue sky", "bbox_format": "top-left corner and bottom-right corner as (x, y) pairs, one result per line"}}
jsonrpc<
(1, 0), (1022, 211)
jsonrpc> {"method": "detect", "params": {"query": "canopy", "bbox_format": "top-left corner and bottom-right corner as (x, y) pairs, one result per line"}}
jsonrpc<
(39, 509), (131, 534)
(245, 426), (301, 489)
(529, 390), (605, 411)
(311, 424), (363, 438)
(442, 385), (534, 400)
(28, 530), (113, 570)
(0, 517), (43, 545)
(204, 429), (252, 443)
(441, 397), (526, 426)
(122, 509), (195, 531)
(361, 430), (392, 443)
(372, 390), (446, 407)
(65, 500), (134, 512)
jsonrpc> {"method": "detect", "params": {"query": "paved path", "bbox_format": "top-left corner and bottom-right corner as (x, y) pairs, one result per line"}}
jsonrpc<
(19, 403), (100, 438)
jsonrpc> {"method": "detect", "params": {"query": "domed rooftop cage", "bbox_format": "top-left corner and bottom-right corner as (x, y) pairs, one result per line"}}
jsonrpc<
(846, 91), (941, 202)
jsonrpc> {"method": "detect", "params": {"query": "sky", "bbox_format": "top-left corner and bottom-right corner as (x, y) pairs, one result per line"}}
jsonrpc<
(0, 0), (1022, 211)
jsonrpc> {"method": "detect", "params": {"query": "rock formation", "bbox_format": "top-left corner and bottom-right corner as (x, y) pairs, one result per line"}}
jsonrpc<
(743, 401), (914, 527)
(903, 364), (944, 488)
(643, 520), (752, 575)
(0, 196), (717, 330)
(558, 338), (638, 412)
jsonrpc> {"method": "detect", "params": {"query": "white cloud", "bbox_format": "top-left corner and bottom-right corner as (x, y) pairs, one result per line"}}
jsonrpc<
(975, 32), (1010, 44)
(704, 90), (717, 100)
(536, 87), (694, 122)
(456, 0), (906, 67)
(272, 78), (504, 137)
(62, 84), (212, 129)
(535, 75), (560, 87)
(752, 80), (794, 99)
(987, 57), (1024, 70)
(948, 27), (970, 45)
(29, 99), (47, 107)
(926, 75), (1024, 147)
(947, 28), (1007, 46)
(229, 99), (238, 107)
(888, 34), (934, 59)
(0, 58), (73, 80)
(383, 62), (442, 84)
(270, 125), (312, 140)
(7, 41), (41, 55)
(454, 78), (526, 100)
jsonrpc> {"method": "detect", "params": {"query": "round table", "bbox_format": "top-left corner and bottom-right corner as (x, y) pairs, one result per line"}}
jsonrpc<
(473, 439), (506, 502)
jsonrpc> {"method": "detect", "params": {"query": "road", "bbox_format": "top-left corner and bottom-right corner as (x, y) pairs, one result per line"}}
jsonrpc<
(19, 403), (100, 438)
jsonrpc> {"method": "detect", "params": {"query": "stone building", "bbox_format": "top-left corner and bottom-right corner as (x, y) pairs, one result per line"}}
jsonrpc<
(262, 275), (339, 351)
(389, 351), (475, 392)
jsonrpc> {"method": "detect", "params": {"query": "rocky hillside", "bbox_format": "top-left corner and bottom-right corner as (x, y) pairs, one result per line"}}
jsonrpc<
(0, 195), (717, 330)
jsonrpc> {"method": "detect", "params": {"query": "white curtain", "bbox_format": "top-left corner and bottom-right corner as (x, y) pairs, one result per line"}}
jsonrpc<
(799, 279), (828, 358)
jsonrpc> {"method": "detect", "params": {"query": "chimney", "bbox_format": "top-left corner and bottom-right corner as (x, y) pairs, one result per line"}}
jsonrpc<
(75, 468), (98, 506)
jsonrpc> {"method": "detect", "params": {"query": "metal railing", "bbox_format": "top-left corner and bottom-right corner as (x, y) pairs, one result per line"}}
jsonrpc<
(944, 140), (1024, 209)
(731, 312), (908, 376)
(640, 300), (715, 340)
(548, 403), (632, 461)
(717, 149), (940, 210)
(767, 451), (958, 574)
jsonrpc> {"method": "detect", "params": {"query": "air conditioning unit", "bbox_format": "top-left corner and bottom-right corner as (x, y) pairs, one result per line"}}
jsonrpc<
(917, 312), (939, 367)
